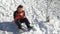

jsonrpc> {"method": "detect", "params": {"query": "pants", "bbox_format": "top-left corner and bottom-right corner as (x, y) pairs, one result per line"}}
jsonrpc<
(15, 18), (31, 29)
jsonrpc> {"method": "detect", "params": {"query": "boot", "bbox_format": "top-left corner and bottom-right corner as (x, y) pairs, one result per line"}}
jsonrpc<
(28, 26), (33, 31)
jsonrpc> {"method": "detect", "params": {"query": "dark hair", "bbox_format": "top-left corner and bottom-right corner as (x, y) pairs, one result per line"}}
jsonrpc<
(18, 5), (23, 8)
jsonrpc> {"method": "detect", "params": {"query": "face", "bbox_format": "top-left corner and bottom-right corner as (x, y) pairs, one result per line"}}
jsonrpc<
(19, 8), (23, 11)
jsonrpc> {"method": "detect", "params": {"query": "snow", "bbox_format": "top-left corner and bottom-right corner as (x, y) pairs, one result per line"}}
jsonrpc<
(0, 0), (60, 34)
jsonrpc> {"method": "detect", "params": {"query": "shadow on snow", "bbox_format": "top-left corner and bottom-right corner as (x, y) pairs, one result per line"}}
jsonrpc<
(0, 21), (20, 34)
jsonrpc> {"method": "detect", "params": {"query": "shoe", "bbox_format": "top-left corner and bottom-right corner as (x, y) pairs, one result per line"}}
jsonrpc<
(28, 26), (33, 31)
(18, 27), (22, 29)
(29, 26), (33, 29)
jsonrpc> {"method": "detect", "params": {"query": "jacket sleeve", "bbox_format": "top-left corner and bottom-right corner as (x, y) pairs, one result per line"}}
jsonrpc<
(23, 10), (25, 16)
(13, 11), (17, 19)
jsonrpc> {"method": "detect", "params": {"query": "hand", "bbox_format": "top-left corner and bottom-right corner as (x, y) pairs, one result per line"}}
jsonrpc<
(20, 13), (23, 16)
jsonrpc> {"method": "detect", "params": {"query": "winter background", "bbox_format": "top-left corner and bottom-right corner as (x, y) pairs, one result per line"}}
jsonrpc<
(0, 0), (60, 34)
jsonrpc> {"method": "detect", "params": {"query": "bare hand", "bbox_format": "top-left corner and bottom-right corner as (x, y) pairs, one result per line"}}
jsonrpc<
(20, 13), (23, 16)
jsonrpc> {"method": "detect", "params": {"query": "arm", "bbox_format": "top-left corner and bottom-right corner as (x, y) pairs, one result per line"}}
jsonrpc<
(13, 11), (16, 19)
(23, 11), (26, 18)
(13, 11), (18, 21)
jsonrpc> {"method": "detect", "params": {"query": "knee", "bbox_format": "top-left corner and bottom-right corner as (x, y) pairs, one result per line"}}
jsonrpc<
(23, 18), (28, 21)
(24, 18), (28, 20)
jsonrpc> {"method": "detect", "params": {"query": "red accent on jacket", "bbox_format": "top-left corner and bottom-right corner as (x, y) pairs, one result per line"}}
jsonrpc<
(14, 8), (25, 21)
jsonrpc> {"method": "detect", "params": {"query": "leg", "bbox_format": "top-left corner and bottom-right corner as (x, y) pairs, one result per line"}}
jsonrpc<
(15, 20), (22, 29)
(23, 18), (32, 28)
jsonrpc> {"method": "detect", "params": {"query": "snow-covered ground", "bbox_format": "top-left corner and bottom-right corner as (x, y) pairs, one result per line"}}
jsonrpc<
(0, 0), (60, 34)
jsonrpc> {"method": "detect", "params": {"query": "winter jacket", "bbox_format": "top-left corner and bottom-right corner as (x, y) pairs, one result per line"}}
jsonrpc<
(13, 10), (25, 21)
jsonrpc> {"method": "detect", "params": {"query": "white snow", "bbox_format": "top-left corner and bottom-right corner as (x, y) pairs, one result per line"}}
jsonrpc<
(0, 0), (60, 34)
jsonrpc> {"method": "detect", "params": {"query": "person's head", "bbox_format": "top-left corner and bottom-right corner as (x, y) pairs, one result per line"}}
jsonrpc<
(17, 5), (23, 10)
(17, 5), (23, 12)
